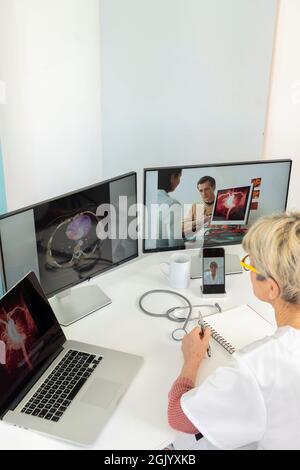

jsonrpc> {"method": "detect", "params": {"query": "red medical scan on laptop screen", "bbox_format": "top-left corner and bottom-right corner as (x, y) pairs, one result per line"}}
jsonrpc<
(0, 273), (65, 417)
(0, 295), (38, 374)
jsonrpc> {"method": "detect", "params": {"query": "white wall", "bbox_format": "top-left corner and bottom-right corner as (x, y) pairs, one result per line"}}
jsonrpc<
(100, 0), (278, 181)
(0, 0), (103, 211)
(264, 0), (300, 210)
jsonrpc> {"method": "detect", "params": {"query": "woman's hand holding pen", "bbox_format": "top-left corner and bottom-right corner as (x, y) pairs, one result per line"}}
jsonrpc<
(180, 327), (211, 384)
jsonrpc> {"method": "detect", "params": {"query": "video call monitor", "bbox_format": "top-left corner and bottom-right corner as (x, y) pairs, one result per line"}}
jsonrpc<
(0, 172), (138, 298)
(143, 160), (292, 252)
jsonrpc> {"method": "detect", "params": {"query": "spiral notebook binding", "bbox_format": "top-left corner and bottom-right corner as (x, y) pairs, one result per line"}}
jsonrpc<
(203, 321), (236, 355)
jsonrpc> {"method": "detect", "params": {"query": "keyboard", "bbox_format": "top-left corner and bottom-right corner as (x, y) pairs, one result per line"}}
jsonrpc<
(21, 350), (102, 422)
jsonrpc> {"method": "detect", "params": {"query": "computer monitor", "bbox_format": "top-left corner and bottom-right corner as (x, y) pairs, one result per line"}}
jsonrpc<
(143, 160), (292, 252)
(211, 185), (253, 226)
(0, 172), (138, 325)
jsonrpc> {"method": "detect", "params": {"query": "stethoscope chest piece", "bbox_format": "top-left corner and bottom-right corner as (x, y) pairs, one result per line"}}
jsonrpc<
(139, 289), (222, 341)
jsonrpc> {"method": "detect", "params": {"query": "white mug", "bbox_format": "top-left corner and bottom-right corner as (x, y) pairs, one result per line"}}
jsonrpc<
(160, 254), (191, 289)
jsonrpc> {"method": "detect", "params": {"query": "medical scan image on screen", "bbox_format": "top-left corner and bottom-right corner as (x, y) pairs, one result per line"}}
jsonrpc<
(34, 184), (113, 295)
(144, 161), (291, 251)
(0, 295), (38, 373)
(211, 186), (253, 225)
(0, 174), (138, 296)
(0, 274), (64, 416)
(203, 258), (225, 286)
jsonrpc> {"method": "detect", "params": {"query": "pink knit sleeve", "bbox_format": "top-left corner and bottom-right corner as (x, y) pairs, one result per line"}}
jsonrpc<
(168, 377), (199, 435)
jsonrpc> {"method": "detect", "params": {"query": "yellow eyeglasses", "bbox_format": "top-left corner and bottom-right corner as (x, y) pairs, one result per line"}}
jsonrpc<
(240, 255), (260, 274)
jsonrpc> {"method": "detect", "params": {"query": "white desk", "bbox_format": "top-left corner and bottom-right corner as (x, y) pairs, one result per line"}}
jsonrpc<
(0, 246), (275, 450)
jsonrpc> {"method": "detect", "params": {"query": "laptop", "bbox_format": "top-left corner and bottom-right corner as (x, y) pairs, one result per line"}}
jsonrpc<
(0, 272), (143, 446)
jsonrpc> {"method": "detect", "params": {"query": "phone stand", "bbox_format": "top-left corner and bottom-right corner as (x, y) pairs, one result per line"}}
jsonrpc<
(200, 287), (227, 298)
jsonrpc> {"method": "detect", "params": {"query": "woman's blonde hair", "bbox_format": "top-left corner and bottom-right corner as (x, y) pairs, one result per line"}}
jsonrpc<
(243, 213), (300, 304)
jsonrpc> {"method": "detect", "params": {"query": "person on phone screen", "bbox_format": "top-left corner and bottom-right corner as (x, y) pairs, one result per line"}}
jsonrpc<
(203, 261), (223, 285)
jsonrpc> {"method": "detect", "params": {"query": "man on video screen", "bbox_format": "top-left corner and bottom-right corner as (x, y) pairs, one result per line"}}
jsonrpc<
(183, 176), (216, 238)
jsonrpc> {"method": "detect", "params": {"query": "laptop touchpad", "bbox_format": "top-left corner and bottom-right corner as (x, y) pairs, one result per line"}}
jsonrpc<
(81, 379), (122, 409)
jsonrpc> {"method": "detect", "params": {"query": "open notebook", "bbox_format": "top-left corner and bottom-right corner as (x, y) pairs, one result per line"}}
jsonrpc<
(196, 304), (276, 387)
(203, 304), (276, 354)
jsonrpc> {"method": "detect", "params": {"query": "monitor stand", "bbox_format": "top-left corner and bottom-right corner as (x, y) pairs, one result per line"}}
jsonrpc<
(190, 251), (242, 279)
(49, 285), (112, 327)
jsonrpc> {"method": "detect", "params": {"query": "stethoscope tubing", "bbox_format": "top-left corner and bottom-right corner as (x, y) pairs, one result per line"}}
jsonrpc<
(139, 290), (222, 342)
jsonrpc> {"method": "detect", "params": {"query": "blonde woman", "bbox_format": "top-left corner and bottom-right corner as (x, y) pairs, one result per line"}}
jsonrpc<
(168, 213), (300, 450)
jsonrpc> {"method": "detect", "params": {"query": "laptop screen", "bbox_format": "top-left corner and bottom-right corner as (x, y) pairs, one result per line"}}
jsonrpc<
(0, 273), (65, 417)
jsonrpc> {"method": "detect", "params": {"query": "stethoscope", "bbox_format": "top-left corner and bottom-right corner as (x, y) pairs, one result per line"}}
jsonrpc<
(139, 290), (222, 341)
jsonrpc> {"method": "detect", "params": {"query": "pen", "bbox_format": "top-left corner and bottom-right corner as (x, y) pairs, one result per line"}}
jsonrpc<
(198, 313), (212, 358)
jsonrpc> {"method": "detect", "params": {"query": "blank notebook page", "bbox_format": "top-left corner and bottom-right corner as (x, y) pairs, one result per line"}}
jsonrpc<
(205, 304), (276, 351)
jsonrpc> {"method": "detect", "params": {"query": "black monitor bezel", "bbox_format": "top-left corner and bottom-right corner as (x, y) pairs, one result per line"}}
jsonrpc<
(0, 172), (139, 297)
(142, 159), (293, 254)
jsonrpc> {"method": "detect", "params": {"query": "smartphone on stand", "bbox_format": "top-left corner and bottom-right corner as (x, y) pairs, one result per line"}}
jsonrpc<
(201, 248), (226, 295)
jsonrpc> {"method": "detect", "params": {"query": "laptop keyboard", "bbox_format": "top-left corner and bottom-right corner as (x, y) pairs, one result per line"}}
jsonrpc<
(21, 350), (102, 423)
